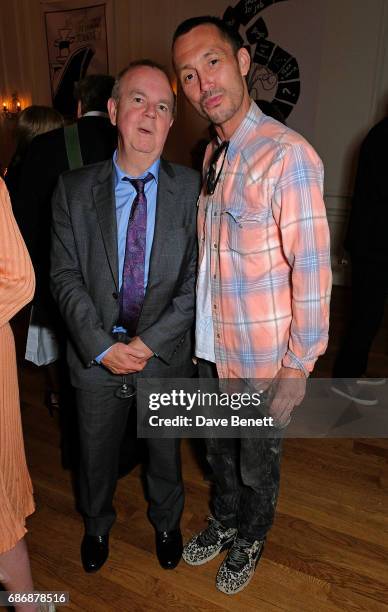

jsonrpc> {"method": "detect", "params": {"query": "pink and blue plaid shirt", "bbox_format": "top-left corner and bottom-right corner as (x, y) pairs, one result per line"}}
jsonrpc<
(196, 101), (332, 379)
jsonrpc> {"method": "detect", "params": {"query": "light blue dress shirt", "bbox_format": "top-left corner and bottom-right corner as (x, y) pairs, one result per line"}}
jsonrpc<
(95, 151), (160, 362)
(114, 151), (159, 291)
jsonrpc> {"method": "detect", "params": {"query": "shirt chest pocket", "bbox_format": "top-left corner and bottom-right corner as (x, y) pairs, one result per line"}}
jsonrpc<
(223, 208), (271, 255)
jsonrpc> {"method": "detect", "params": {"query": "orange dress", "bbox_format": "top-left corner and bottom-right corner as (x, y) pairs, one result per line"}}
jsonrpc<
(0, 177), (35, 553)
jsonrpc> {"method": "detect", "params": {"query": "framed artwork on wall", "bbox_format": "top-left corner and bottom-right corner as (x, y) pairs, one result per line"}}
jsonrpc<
(41, 0), (113, 118)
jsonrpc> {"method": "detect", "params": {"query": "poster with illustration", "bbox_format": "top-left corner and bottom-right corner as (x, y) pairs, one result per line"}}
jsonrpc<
(223, 0), (323, 140)
(44, 3), (108, 117)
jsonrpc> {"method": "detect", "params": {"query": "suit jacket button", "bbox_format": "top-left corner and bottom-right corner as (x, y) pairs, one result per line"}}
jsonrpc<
(112, 291), (118, 299)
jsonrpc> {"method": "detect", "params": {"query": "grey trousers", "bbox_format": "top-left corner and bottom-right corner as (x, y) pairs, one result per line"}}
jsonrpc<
(76, 386), (184, 535)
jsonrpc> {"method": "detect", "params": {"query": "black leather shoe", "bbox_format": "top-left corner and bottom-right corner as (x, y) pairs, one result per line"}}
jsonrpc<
(155, 529), (183, 569)
(81, 534), (109, 573)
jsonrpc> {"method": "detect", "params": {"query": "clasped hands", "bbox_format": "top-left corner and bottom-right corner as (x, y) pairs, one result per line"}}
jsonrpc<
(101, 336), (153, 375)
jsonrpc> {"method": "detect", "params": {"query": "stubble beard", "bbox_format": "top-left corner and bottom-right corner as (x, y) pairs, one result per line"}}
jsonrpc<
(199, 86), (244, 128)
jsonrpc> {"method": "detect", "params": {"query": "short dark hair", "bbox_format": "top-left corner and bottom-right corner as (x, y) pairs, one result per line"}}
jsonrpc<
(172, 15), (244, 54)
(74, 74), (115, 114)
(111, 59), (176, 116)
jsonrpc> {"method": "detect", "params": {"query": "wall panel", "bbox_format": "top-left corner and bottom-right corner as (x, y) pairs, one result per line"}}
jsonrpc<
(1, 0), (388, 285)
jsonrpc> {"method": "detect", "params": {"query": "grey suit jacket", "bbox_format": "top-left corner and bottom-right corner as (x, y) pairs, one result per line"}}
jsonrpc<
(50, 158), (201, 389)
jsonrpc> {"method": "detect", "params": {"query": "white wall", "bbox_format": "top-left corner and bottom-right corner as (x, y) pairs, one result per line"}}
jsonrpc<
(1, 0), (388, 284)
(315, 0), (388, 283)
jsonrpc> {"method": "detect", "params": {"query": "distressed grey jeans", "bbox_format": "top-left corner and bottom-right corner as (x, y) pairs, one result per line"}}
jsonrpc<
(206, 436), (282, 541)
(199, 359), (283, 542)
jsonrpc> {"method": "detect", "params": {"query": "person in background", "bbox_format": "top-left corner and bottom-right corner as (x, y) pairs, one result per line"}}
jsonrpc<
(0, 178), (48, 612)
(332, 117), (388, 404)
(11, 76), (116, 469)
(11, 74), (116, 312)
(4, 105), (64, 202)
(172, 15), (331, 595)
(4, 106), (64, 418)
(11, 75), (116, 263)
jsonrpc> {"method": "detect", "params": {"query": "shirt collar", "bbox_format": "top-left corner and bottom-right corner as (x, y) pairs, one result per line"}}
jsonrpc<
(112, 150), (160, 186)
(223, 100), (264, 162)
(82, 111), (109, 118)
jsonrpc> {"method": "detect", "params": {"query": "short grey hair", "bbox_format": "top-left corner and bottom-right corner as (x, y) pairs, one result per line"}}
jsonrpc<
(111, 59), (177, 116)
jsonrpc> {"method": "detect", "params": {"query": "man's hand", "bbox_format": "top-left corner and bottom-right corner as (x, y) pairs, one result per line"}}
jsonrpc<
(101, 342), (148, 375)
(269, 366), (306, 427)
(127, 336), (154, 361)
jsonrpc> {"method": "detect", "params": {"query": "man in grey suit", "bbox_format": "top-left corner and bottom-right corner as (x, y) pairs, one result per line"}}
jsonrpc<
(50, 60), (200, 573)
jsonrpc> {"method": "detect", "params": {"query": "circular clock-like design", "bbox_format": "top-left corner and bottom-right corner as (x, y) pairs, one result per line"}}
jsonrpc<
(222, 0), (300, 120)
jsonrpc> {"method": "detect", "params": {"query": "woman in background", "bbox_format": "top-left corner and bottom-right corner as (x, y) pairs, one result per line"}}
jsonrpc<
(0, 177), (41, 611)
(4, 105), (63, 200)
(4, 105), (64, 415)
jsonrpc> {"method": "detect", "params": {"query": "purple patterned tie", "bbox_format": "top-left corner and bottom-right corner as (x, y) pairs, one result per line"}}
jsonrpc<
(119, 173), (153, 335)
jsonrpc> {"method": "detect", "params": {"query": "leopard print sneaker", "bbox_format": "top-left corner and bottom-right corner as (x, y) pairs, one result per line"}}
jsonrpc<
(182, 516), (237, 566)
(216, 536), (265, 595)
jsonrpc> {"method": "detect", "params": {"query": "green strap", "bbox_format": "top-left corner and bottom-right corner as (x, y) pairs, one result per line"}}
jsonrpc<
(64, 123), (84, 170)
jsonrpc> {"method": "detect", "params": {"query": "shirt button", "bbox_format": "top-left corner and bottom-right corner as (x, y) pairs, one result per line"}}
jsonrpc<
(216, 333), (221, 339)
(213, 243), (217, 248)
(213, 274), (216, 279)
(213, 304), (217, 309)
(112, 292), (118, 299)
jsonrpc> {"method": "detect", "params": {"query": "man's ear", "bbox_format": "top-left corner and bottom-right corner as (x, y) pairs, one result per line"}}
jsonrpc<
(237, 46), (251, 77)
(107, 97), (117, 126)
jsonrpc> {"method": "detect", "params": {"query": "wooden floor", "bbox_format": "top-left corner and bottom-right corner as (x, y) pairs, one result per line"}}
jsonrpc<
(14, 286), (388, 611)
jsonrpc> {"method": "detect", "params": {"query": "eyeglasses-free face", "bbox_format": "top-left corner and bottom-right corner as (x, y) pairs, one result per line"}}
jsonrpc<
(173, 24), (251, 139)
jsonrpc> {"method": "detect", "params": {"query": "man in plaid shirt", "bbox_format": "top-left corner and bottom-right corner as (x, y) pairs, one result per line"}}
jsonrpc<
(173, 16), (331, 594)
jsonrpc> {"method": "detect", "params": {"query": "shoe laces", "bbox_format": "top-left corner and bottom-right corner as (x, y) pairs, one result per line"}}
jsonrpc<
(226, 537), (253, 571)
(199, 516), (227, 547)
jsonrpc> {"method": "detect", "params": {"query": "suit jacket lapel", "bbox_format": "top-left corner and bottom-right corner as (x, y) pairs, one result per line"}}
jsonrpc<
(140, 159), (176, 317)
(92, 161), (119, 290)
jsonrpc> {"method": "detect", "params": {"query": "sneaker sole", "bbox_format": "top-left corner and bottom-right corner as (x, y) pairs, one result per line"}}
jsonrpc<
(217, 571), (256, 596)
(182, 535), (235, 566)
(331, 386), (378, 406)
(216, 544), (265, 595)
